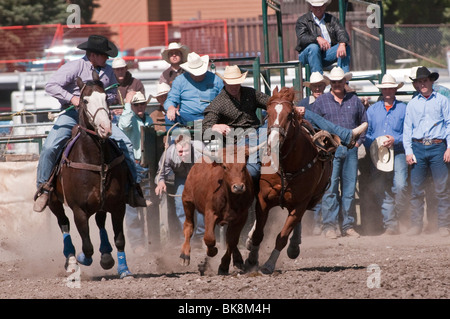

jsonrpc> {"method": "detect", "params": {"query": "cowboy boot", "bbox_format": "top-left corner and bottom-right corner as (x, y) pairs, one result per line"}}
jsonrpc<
(347, 122), (368, 149)
(33, 184), (52, 213)
(127, 184), (152, 208)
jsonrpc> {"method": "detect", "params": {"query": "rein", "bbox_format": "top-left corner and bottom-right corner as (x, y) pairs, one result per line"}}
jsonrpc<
(267, 99), (321, 209)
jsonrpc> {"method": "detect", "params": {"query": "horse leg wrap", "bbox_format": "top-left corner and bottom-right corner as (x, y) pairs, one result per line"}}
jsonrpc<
(63, 233), (76, 258)
(117, 251), (132, 278)
(76, 252), (93, 266)
(99, 228), (113, 254)
(261, 249), (280, 274)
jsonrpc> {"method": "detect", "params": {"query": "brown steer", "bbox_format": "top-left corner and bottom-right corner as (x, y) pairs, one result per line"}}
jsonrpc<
(179, 145), (254, 275)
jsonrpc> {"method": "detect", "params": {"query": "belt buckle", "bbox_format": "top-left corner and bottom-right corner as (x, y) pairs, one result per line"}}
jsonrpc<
(422, 138), (432, 146)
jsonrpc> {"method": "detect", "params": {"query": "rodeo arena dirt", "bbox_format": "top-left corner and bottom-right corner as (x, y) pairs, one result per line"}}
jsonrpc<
(0, 160), (449, 306)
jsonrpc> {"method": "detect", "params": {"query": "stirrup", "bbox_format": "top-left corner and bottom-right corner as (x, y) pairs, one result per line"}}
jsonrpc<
(312, 130), (340, 161)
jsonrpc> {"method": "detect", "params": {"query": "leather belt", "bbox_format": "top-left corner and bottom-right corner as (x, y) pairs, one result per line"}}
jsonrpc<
(412, 138), (444, 146)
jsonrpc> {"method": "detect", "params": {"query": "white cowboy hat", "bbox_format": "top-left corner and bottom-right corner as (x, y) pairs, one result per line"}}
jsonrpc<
(375, 73), (404, 90)
(217, 65), (248, 85)
(112, 57), (127, 69)
(306, 0), (332, 7)
(303, 71), (330, 87)
(151, 82), (171, 98)
(370, 136), (394, 172)
(180, 52), (209, 76)
(327, 67), (352, 81)
(161, 42), (189, 64)
(131, 91), (147, 104)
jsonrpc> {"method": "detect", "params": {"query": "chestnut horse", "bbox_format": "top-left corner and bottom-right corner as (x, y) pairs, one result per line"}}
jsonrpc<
(245, 87), (333, 274)
(48, 72), (132, 279)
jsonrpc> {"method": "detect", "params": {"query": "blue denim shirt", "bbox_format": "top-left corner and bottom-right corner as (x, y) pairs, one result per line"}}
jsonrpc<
(164, 71), (224, 124)
(364, 99), (407, 153)
(403, 90), (450, 155)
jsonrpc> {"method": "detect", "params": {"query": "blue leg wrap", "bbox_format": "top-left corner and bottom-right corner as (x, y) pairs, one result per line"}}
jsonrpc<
(76, 252), (93, 266)
(117, 251), (132, 278)
(63, 233), (76, 258)
(99, 228), (113, 254)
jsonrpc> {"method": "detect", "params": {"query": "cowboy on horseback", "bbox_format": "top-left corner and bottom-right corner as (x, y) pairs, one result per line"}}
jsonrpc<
(33, 35), (148, 212)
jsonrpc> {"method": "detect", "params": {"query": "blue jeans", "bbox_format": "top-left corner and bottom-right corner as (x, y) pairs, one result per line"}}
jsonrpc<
(305, 110), (352, 146)
(410, 142), (450, 229)
(299, 43), (351, 74)
(370, 152), (408, 230)
(174, 176), (205, 238)
(321, 146), (358, 232)
(36, 108), (137, 188)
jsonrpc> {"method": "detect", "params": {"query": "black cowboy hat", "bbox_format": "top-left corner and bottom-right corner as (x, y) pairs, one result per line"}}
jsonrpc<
(410, 66), (439, 82)
(77, 35), (118, 57)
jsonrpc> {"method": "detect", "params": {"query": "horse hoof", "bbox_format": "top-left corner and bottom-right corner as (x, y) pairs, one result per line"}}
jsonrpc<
(179, 253), (190, 266)
(76, 253), (93, 266)
(206, 246), (218, 257)
(100, 253), (115, 270)
(260, 263), (274, 275)
(218, 267), (229, 276)
(65, 256), (78, 273)
(287, 244), (300, 259)
(119, 269), (134, 279)
(244, 258), (258, 272)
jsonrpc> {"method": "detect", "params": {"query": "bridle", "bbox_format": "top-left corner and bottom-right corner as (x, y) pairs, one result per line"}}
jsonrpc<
(78, 83), (111, 136)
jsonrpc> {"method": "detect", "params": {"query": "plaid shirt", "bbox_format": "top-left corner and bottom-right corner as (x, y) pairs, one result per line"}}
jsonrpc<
(311, 91), (367, 145)
(202, 87), (269, 135)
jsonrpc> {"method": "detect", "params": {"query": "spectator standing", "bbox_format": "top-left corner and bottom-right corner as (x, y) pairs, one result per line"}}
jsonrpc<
(311, 67), (368, 239)
(155, 129), (205, 243)
(118, 91), (154, 254)
(159, 42), (189, 86)
(296, 0), (350, 74)
(364, 74), (408, 235)
(403, 67), (450, 237)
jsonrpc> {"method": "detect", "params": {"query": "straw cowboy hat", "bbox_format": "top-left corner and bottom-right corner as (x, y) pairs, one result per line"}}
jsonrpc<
(370, 136), (394, 172)
(327, 67), (352, 81)
(161, 42), (189, 64)
(131, 92), (147, 104)
(409, 66), (439, 82)
(375, 73), (404, 90)
(112, 57), (127, 69)
(77, 35), (118, 57)
(217, 65), (248, 85)
(180, 52), (209, 76)
(306, 0), (332, 6)
(151, 82), (171, 98)
(303, 71), (330, 87)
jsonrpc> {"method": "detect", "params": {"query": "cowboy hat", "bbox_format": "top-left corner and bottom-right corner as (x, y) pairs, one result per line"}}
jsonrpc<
(409, 66), (439, 82)
(112, 57), (127, 69)
(306, 0), (332, 6)
(375, 73), (404, 90)
(161, 42), (190, 64)
(77, 35), (118, 57)
(303, 71), (330, 87)
(151, 82), (171, 98)
(327, 67), (352, 81)
(217, 65), (248, 85)
(180, 52), (209, 76)
(370, 136), (394, 172)
(131, 92), (147, 104)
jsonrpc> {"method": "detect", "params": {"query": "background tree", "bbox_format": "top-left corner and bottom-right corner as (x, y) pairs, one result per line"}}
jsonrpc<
(382, 0), (450, 25)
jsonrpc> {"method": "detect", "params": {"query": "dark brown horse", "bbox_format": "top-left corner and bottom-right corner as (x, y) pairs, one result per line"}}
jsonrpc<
(245, 87), (333, 274)
(48, 72), (132, 278)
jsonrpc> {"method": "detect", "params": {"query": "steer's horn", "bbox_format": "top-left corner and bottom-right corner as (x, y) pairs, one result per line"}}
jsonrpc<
(194, 145), (221, 162)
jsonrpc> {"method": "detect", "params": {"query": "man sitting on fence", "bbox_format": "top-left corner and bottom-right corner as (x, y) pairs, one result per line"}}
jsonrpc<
(295, 0), (351, 74)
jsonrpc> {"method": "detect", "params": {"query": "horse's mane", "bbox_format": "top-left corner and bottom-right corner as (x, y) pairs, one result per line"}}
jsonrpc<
(84, 80), (104, 89)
